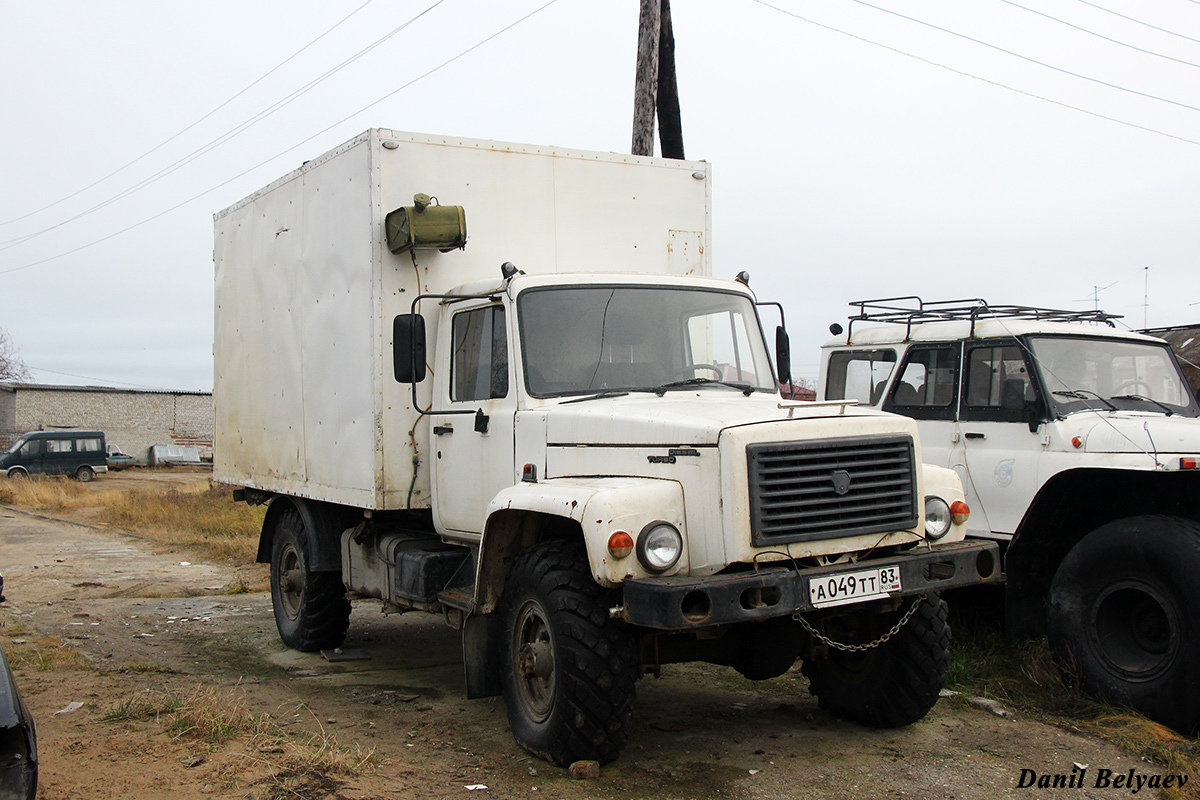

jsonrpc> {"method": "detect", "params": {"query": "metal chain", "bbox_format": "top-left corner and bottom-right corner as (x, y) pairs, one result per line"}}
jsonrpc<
(793, 594), (927, 653)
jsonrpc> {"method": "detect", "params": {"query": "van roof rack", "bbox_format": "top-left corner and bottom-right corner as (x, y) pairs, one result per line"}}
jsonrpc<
(845, 296), (1121, 339)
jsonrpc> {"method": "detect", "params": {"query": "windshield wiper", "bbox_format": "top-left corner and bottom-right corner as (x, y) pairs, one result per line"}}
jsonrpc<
(1111, 394), (1174, 416)
(655, 377), (754, 396)
(560, 390), (631, 404)
(1052, 389), (1117, 411)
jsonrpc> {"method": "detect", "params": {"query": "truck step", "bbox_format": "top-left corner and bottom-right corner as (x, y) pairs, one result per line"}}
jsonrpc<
(437, 587), (475, 614)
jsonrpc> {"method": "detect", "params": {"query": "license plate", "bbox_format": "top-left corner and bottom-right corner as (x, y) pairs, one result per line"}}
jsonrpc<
(809, 565), (902, 609)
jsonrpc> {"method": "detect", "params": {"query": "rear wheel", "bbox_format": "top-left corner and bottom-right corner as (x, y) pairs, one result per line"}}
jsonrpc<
(269, 505), (351, 652)
(74, 465), (94, 482)
(802, 593), (950, 728)
(499, 538), (637, 765)
(1047, 515), (1200, 734)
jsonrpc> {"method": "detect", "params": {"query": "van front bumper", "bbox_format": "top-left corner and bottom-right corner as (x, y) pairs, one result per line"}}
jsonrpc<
(618, 540), (1001, 629)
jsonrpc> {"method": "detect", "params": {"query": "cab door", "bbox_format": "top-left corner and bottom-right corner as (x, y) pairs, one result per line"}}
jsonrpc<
(956, 341), (1044, 539)
(431, 301), (517, 538)
(881, 343), (995, 537)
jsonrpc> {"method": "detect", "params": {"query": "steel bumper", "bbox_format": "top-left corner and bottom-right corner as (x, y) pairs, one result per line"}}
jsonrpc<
(619, 540), (1001, 630)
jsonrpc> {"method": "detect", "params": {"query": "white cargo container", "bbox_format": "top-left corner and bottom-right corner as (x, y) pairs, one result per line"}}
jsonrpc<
(214, 130), (710, 510)
(214, 130), (1000, 767)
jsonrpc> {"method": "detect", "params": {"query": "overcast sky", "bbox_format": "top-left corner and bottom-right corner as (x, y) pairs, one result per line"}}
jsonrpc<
(2, 0), (1199, 391)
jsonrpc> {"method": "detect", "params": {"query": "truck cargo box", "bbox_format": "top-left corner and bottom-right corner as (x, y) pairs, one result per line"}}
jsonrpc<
(214, 130), (711, 510)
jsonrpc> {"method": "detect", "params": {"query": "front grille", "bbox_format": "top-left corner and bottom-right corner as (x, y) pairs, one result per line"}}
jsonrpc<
(747, 435), (917, 545)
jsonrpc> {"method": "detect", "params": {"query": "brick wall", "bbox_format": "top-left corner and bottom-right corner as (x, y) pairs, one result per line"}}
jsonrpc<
(0, 384), (213, 465)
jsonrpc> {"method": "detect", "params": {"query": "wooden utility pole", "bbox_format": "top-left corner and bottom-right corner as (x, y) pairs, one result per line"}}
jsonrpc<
(631, 0), (684, 159)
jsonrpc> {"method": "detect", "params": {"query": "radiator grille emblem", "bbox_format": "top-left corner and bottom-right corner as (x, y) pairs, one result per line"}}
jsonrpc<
(831, 469), (852, 496)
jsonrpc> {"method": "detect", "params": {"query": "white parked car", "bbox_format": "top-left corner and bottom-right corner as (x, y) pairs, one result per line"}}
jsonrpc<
(819, 297), (1200, 734)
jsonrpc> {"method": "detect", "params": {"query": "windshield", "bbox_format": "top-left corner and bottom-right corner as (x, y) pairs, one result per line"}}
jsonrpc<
(2, 436), (27, 455)
(518, 285), (777, 397)
(1030, 335), (1200, 417)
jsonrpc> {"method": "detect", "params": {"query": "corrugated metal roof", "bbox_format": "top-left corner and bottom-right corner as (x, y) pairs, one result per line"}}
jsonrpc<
(1144, 325), (1200, 395)
(0, 382), (211, 397)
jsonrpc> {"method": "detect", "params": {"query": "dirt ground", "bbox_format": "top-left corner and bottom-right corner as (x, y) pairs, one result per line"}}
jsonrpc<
(0, 472), (1183, 799)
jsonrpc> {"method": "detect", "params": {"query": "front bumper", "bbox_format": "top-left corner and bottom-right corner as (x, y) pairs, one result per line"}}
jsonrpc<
(619, 540), (1001, 629)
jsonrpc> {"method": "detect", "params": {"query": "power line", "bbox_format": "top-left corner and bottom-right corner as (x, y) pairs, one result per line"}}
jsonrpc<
(0, 0), (377, 231)
(749, 0), (1200, 147)
(844, 0), (1200, 115)
(0, 0), (561, 278)
(999, 0), (1200, 71)
(1073, 0), (1200, 47)
(0, 0), (446, 253)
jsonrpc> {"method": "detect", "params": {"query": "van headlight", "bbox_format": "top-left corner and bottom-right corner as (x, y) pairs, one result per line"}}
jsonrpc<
(924, 496), (952, 540)
(637, 522), (682, 572)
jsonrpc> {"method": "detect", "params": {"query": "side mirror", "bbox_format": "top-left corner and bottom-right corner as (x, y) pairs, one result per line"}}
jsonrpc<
(393, 314), (427, 383)
(775, 326), (791, 386)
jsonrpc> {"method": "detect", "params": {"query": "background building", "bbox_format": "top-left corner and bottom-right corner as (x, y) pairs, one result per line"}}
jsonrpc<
(0, 383), (212, 465)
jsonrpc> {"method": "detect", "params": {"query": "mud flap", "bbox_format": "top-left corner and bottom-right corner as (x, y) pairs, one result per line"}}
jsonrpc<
(463, 612), (502, 699)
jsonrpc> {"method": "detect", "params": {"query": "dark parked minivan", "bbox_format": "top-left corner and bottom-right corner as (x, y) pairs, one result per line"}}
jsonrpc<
(0, 430), (108, 482)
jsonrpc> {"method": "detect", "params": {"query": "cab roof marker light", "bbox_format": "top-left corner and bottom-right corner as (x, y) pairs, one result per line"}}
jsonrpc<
(1181, 457), (1199, 470)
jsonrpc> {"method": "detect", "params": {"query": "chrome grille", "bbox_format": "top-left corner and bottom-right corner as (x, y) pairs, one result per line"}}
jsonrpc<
(747, 436), (917, 545)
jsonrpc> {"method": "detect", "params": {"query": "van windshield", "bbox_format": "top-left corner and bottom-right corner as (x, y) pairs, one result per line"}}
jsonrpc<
(3, 437), (27, 455)
(1030, 336), (1200, 417)
(517, 285), (777, 397)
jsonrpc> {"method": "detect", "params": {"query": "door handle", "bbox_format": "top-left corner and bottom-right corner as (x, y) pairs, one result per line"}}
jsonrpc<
(433, 425), (454, 436)
(964, 432), (986, 440)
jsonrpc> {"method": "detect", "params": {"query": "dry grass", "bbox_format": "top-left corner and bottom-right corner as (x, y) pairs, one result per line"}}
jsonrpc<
(949, 621), (1200, 799)
(103, 687), (376, 798)
(0, 475), (265, 564)
(2, 632), (93, 672)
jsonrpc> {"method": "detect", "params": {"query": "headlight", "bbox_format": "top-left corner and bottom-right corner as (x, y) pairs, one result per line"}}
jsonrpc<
(637, 521), (682, 572)
(924, 496), (952, 540)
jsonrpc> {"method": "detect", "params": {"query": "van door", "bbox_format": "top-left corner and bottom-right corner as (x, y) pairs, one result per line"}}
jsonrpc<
(43, 436), (76, 475)
(11, 438), (44, 475)
(881, 343), (995, 536)
(957, 341), (1044, 539)
(432, 301), (516, 538)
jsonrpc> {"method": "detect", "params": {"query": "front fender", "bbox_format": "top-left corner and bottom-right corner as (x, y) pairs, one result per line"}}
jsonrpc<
(921, 463), (969, 543)
(475, 477), (686, 613)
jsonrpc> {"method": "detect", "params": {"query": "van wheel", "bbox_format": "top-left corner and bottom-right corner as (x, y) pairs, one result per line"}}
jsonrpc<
(269, 505), (351, 652)
(8, 468), (28, 479)
(802, 593), (950, 728)
(74, 466), (94, 482)
(499, 538), (637, 765)
(1047, 515), (1200, 734)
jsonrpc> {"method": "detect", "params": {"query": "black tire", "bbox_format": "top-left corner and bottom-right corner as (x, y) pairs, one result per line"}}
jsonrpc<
(1047, 515), (1200, 734)
(8, 468), (28, 479)
(269, 505), (351, 652)
(499, 538), (638, 765)
(801, 593), (950, 728)
(74, 465), (94, 483)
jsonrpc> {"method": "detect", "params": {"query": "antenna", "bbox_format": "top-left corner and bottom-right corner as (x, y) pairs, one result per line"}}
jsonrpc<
(1143, 265), (1150, 329)
(1074, 281), (1117, 311)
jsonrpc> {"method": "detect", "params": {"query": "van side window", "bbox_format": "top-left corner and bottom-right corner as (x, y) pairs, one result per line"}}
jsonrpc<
(18, 440), (42, 457)
(46, 438), (75, 453)
(884, 345), (959, 420)
(78, 438), (102, 452)
(963, 344), (1035, 422)
(825, 349), (897, 405)
(451, 306), (508, 402)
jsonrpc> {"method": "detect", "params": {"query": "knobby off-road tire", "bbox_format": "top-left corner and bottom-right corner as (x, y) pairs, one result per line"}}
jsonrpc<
(1047, 515), (1200, 734)
(801, 593), (950, 728)
(499, 538), (638, 765)
(269, 505), (351, 652)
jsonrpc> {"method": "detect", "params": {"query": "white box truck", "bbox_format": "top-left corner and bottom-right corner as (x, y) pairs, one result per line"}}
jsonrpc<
(214, 130), (1001, 765)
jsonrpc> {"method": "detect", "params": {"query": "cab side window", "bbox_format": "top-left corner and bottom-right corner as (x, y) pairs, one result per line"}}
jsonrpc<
(963, 344), (1035, 422)
(451, 306), (508, 402)
(884, 345), (959, 420)
(18, 440), (42, 457)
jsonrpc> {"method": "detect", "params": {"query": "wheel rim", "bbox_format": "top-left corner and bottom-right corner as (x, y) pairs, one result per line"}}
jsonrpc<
(1090, 581), (1179, 680)
(278, 543), (303, 621)
(512, 598), (556, 723)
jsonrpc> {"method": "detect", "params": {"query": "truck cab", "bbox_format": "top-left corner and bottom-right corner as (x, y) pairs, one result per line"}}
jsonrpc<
(819, 297), (1200, 735)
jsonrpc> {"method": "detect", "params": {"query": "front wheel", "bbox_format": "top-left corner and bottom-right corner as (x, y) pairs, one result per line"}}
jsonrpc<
(499, 538), (637, 765)
(802, 593), (950, 728)
(1047, 515), (1200, 734)
(269, 505), (351, 652)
